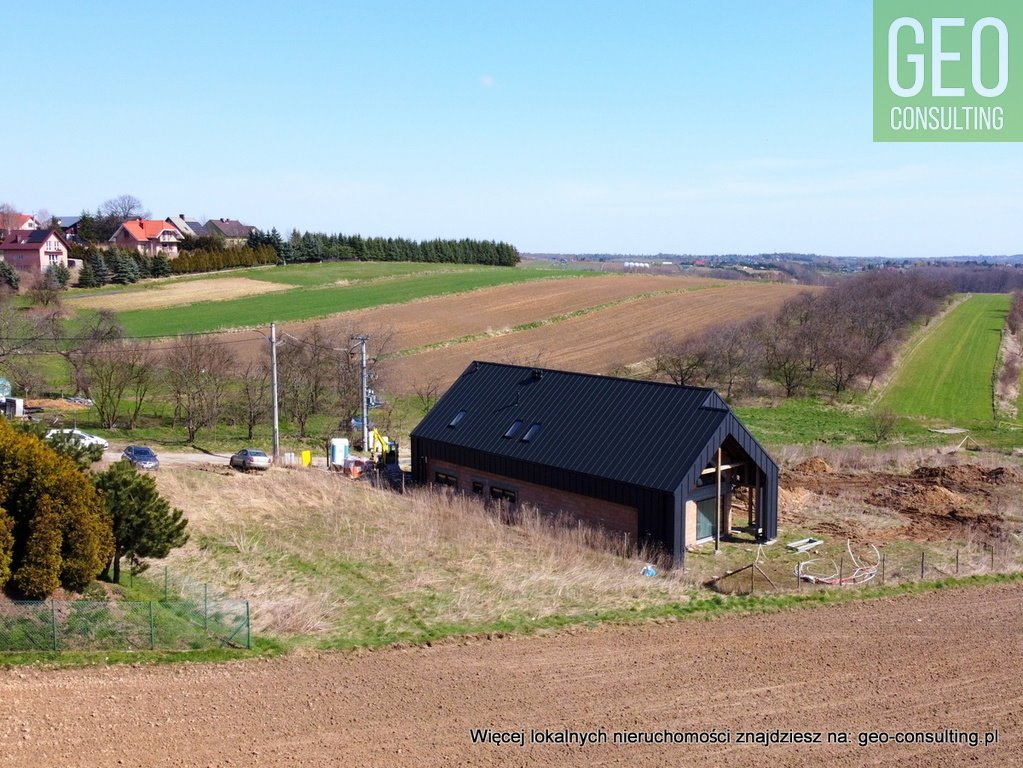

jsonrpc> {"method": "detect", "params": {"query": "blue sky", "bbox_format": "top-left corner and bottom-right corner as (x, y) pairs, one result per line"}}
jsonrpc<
(5, 1), (1020, 257)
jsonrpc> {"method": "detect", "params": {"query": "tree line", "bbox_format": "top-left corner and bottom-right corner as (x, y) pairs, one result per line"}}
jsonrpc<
(649, 271), (953, 399)
(248, 229), (520, 267)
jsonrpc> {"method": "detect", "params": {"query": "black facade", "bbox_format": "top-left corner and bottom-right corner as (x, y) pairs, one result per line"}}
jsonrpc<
(411, 362), (778, 564)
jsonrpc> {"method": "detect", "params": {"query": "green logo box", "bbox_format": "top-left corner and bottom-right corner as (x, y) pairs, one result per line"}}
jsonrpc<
(874, 0), (1023, 141)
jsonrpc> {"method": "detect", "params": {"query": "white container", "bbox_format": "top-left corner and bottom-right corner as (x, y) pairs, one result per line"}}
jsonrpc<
(328, 437), (350, 469)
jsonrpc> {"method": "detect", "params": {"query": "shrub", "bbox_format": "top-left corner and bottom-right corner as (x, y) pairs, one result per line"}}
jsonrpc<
(0, 419), (113, 598)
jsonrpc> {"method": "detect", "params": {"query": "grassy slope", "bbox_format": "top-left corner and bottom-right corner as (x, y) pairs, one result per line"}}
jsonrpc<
(115, 265), (593, 336)
(881, 294), (1011, 422)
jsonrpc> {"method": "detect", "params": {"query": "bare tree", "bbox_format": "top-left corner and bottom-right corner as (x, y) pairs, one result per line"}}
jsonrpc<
(100, 194), (148, 221)
(703, 317), (765, 399)
(649, 331), (710, 386)
(235, 358), (270, 440)
(84, 341), (155, 429)
(34, 209), (55, 228)
(278, 326), (338, 438)
(163, 335), (236, 442)
(0, 202), (22, 237)
(412, 373), (444, 414)
(2, 357), (46, 399)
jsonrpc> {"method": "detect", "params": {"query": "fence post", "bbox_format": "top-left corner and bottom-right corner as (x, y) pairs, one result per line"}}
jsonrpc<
(881, 552), (885, 585)
(838, 555), (844, 586)
(51, 600), (58, 651)
(750, 562), (755, 595)
(920, 551), (925, 580)
(149, 601), (155, 650)
(245, 602), (251, 650)
(956, 548), (959, 575)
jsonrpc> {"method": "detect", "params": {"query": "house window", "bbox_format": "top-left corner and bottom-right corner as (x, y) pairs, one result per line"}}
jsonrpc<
(434, 472), (458, 487)
(447, 410), (467, 428)
(502, 420), (523, 438)
(490, 486), (516, 504)
(520, 423), (542, 442)
(471, 480), (485, 495)
(48, 253), (60, 264)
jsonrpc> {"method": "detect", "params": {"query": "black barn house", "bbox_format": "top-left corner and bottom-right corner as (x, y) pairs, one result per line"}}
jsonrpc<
(411, 362), (778, 565)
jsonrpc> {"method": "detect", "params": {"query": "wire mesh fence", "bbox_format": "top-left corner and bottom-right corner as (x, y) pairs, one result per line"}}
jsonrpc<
(0, 569), (249, 653)
(708, 541), (1017, 596)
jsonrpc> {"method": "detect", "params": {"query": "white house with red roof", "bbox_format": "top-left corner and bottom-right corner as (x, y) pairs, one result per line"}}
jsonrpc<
(0, 229), (70, 276)
(109, 218), (182, 258)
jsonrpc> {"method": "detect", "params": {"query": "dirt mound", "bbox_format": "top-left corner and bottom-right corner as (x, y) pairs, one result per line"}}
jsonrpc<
(792, 457), (833, 474)
(26, 398), (89, 412)
(910, 464), (1020, 488)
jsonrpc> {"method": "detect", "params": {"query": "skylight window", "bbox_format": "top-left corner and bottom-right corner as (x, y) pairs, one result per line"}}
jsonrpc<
(503, 420), (523, 438)
(447, 410), (467, 428)
(521, 423), (542, 442)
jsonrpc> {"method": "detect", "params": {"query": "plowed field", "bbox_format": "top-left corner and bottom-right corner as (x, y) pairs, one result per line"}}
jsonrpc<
(383, 281), (805, 391)
(2, 582), (1019, 767)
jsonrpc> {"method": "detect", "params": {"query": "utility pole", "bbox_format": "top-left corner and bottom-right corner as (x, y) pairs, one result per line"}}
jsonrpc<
(269, 323), (281, 463)
(350, 335), (369, 452)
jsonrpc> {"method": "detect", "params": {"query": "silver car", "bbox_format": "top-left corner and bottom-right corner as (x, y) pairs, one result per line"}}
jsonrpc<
(230, 448), (272, 471)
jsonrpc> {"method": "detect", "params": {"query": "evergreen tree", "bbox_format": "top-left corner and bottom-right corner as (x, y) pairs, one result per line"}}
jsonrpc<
(94, 461), (188, 583)
(0, 261), (19, 291)
(76, 260), (98, 288)
(92, 253), (111, 285)
(151, 253), (171, 277)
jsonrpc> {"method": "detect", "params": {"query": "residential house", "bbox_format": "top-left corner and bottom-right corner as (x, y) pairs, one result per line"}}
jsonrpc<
(0, 212), (38, 238)
(0, 229), (70, 276)
(411, 362), (779, 566)
(56, 216), (83, 243)
(204, 218), (256, 247)
(166, 214), (209, 239)
(109, 218), (182, 258)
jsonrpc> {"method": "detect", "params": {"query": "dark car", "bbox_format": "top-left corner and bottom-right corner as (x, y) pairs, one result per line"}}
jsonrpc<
(229, 448), (272, 471)
(122, 445), (160, 470)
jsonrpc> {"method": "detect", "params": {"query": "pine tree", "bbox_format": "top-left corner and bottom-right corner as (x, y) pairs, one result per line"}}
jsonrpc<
(92, 253), (111, 285)
(76, 260), (98, 288)
(94, 461), (188, 583)
(151, 253), (171, 277)
(0, 261), (19, 291)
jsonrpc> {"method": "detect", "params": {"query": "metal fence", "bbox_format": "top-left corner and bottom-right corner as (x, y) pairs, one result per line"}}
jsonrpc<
(0, 570), (249, 653)
(708, 542), (1017, 596)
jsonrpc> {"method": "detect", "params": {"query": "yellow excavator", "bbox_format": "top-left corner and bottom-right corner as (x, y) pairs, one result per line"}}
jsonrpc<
(368, 428), (398, 467)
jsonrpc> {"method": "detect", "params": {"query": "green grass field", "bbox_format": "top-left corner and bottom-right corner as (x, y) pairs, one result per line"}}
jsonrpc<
(881, 294), (1011, 423)
(115, 264), (594, 336)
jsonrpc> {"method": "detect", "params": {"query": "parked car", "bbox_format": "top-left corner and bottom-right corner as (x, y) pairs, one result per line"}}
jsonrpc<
(230, 448), (272, 471)
(45, 428), (109, 449)
(122, 445), (160, 470)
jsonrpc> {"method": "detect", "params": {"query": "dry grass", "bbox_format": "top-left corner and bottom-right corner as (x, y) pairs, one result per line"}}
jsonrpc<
(68, 277), (292, 311)
(154, 468), (690, 643)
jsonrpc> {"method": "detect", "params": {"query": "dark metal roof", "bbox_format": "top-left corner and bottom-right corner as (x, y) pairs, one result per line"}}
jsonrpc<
(412, 361), (773, 493)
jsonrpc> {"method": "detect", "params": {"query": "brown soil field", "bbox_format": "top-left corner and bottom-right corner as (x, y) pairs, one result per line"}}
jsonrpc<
(68, 277), (292, 311)
(382, 282), (807, 392)
(178, 274), (724, 361)
(2, 582), (1020, 767)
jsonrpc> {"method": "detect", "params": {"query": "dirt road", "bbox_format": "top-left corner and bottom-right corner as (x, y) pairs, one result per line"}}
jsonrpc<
(2, 583), (1020, 767)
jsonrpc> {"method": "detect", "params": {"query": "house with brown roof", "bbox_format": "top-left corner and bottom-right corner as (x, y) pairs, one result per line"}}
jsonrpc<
(109, 218), (182, 258)
(204, 218), (256, 247)
(0, 229), (70, 276)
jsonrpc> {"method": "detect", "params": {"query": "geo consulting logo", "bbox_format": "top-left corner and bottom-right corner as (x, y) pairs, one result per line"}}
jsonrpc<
(874, 0), (1022, 141)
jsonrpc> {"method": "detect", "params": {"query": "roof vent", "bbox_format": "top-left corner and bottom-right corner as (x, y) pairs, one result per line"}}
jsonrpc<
(531, 368), (544, 380)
